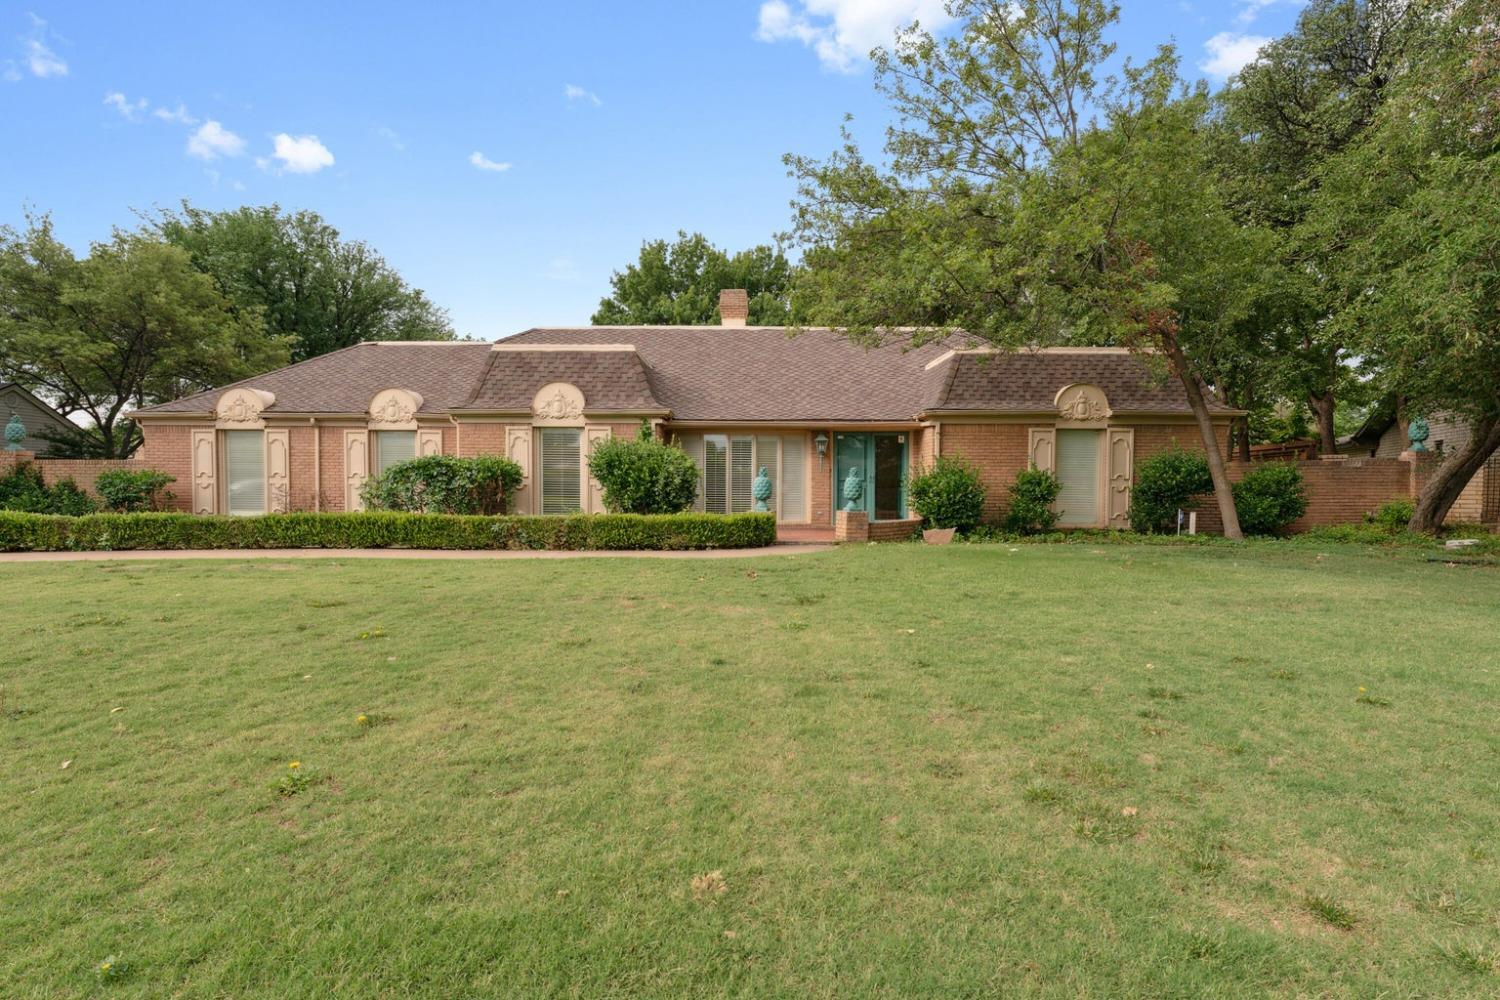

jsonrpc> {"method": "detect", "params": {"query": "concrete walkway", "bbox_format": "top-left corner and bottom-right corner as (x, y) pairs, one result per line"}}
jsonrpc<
(0, 544), (834, 564)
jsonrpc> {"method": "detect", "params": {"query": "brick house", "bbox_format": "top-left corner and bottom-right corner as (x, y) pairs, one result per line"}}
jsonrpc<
(130, 291), (1236, 529)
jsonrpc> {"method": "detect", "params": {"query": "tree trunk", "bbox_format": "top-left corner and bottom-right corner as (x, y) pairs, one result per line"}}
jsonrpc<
(1237, 415), (1252, 462)
(1162, 334), (1243, 539)
(1409, 414), (1500, 533)
(1307, 392), (1338, 456)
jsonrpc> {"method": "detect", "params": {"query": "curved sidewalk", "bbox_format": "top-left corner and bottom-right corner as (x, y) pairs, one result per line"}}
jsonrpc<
(0, 543), (834, 563)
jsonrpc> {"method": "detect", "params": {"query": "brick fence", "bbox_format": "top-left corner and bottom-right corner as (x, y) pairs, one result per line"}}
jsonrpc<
(1194, 455), (1432, 535)
(0, 450), (149, 496)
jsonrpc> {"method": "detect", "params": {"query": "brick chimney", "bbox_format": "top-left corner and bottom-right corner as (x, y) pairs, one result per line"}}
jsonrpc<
(718, 288), (748, 328)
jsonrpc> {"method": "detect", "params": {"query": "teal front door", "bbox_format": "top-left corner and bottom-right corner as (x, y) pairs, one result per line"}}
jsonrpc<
(834, 432), (908, 520)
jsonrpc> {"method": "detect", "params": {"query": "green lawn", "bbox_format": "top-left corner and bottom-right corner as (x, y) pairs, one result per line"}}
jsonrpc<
(2, 544), (1497, 997)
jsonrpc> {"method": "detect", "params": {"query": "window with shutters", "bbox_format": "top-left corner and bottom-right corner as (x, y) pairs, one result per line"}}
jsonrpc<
(780, 435), (807, 521)
(222, 430), (265, 516)
(730, 437), (753, 512)
(539, 427), (583, 514)
(1054, 429), (1103, 527)
(703, 435), (728, 513)
(374, 430), (416, 474)
(692, 433), (806, 520)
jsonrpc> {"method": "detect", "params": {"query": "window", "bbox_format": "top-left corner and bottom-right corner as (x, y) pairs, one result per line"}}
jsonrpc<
(375, 430), (416, 474)
(1054, 429), (1103, 527)
(692, 433), (806, 519)
(223, 430), (265, 516)
(539, 427), (582, 514)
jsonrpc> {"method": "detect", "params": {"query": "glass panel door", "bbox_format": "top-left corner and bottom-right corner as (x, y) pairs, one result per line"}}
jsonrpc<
(873, 434), (907, 520)
(835, 433), (870, 514)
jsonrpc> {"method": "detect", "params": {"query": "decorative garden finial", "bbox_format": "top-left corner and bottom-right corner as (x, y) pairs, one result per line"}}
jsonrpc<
(1407, 416), (1430, 453)
(4, 413), (24, 452)
(842, 466), (865, 512)
(752, 466), (773, 512)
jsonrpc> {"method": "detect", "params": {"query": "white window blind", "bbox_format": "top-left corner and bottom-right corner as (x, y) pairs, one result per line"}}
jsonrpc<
(703, 435), (728, 514)
(730, 437), (753, 512)
(375, 430), (416, 474)
(780, 434), (806, 521)
(223, 430), (265, 516)
(540, 428), (582, 514)
(1055, 429), (1101, 526)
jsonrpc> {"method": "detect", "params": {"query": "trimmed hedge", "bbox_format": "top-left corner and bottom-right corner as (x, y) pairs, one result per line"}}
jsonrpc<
(0, 510), (778, 553)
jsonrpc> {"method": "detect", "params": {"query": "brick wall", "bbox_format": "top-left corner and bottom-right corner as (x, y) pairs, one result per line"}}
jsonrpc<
(937, 423), (1031, 523)
(1193, 456), (1426, 534)
(138, 424), (197, 510)
(456, 421), (505, 458)
(810, 429), (833, 526)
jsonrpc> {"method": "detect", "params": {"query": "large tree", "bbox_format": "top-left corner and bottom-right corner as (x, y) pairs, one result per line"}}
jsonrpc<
(0, 215), (287, 457)
(592, 232), (794, 325)
(788, 0), (1273, 538)
(1303, 0), (1500, 532)
(1220, 0), (1430, 453)
(153, 203), (453, 362)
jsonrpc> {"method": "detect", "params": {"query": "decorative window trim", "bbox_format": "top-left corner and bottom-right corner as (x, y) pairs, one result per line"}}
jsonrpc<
(215, 388), (275, 429)
(1054, 383), (1112, 427)
(368, 388), (424, 430)
(532, 382), (586, 426)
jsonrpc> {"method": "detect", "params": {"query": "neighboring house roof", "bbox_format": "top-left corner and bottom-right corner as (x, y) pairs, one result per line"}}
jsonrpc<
(1, 382), (78, 452)
(132, 329), (1233, 422)
(136, 341), (495, 415)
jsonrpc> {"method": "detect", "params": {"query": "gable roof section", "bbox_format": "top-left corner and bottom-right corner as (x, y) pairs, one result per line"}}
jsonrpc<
(501, 327), (964, 422)
(458, 345), (663, 413)
(135, 341), (495, 416)
(921, 349), (1236, 415)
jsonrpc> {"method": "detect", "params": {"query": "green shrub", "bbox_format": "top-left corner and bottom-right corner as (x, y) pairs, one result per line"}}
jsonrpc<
(1366, 498), (1414, 532)
(1232, 463), (1308, 536)
(0, 462), (99, 515)
(1003, 468), (1061, 535)
(0, 510), (777, 552)
(587, 423), (699, 514)
(361, 455), (523, 515)
(908, 457), (987, 532)
(46, 478), (98, 516)
(1129, 447), (1212, 533)
(94, 468), (175, 512)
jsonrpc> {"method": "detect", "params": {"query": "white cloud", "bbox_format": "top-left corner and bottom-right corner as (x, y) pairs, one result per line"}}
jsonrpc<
(269, 133), (335, 174)
(186, 120), (246, 161)
(564, 83), (601, 106)
(25, 38), (66, 77)
(755, 0), (951, 73)
(153, 103), (198, 125)
(104, 91), (147, 121)
(1233, 0), (1302, 28)
(469, 150), (511, 173)
(1200, 32), (1270, 80)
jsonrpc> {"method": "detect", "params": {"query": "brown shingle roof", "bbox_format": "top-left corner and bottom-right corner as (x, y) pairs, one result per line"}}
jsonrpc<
(134, 330), (1234, 421)
(136, 342), (494, 415)
(459, 347), (662, 412)
(923, 349), (1235, 414)
(501, 327), (963, 421)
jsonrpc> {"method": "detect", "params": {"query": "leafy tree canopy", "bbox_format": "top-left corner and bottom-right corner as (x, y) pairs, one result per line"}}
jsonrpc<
(592, 232), (794, 325)
(0, 214), (287, 457)
(152, 202), (454, 361)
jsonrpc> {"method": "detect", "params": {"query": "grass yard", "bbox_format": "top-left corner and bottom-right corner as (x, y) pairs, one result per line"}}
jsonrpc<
(2, 543), (1498, 997)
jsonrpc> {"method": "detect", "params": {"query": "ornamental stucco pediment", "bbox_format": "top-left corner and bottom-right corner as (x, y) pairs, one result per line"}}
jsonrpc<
(215, 387), (275, 428)
(532, 382), (585, 424)
(1054, 383), (1111, 425)
(368, 388), (424, 429)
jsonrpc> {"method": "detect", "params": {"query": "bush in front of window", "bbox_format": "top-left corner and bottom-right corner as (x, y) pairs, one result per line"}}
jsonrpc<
(1232, 462), (1309, 536)
(95, 468), (176, 512)
(0, 510), (778, 552)
(1003, 468), (1061, 535)
(586, 422), (699, 514)
(361, 455), (524, 515)
(908, 457), (987, 532)
(1127, 447), (1213, 533)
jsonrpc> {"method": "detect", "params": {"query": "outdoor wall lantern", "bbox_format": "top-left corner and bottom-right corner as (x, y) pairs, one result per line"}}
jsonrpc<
(814, 432), (829, 462)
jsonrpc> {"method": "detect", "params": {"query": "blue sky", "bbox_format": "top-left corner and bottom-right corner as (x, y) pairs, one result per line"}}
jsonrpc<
(2, 1), (1304, 339)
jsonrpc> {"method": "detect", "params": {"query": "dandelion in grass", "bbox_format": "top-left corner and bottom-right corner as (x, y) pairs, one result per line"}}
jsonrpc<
(357, 713), (370, 727)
